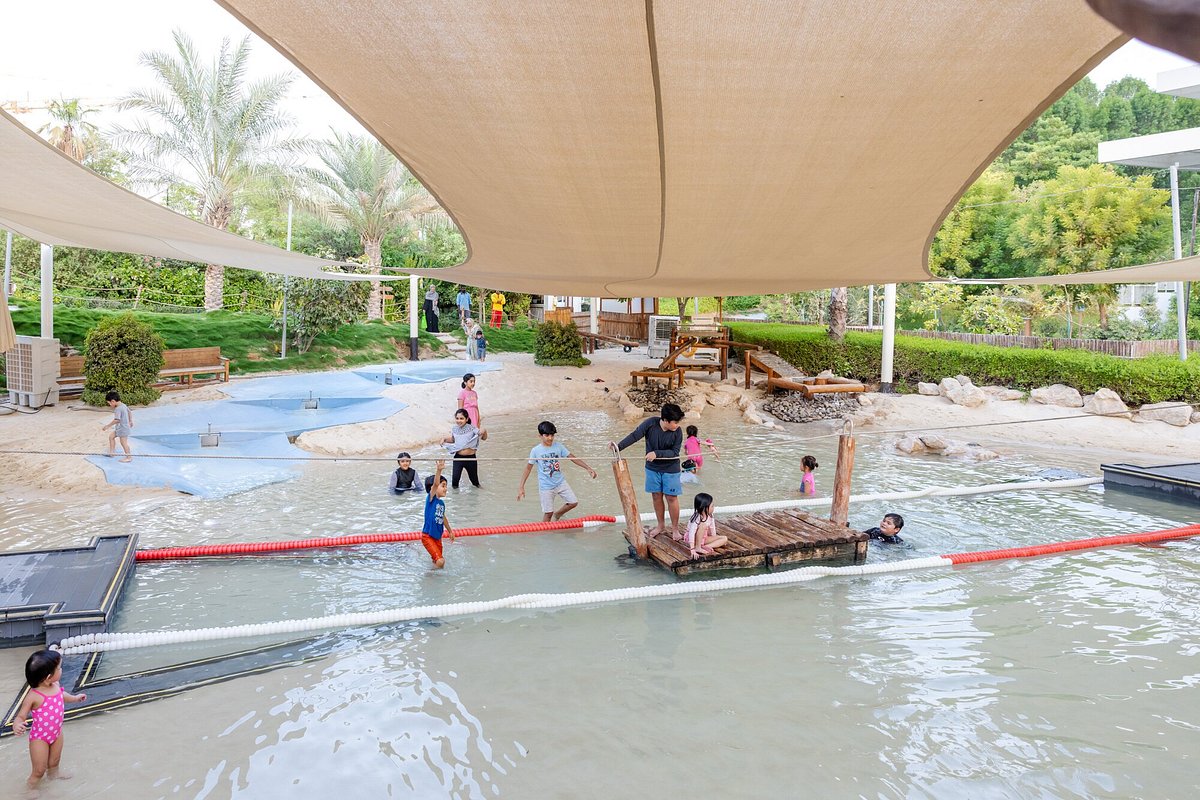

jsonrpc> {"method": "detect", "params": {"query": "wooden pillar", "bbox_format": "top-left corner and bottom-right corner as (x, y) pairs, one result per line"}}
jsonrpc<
(611, 449), (647, 558)
(744, 350), (752, 388)
(830, 429), (856, 528)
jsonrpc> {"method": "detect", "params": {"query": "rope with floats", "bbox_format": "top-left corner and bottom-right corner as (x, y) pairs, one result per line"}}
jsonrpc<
(55, 522), (1200, 656)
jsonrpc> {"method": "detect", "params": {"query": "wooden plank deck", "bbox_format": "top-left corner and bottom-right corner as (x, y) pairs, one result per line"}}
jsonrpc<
(640, 508), (867, 575)
(0, 535), (138, 647)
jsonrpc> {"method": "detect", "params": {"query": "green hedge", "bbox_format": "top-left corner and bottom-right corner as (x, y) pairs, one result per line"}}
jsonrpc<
(534, 320), (589, 367)
(81, 313), (165, 406)
(728, 323), (1200, 405)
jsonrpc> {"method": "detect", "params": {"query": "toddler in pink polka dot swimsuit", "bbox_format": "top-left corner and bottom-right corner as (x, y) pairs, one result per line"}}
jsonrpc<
(11, 649), (87, 788)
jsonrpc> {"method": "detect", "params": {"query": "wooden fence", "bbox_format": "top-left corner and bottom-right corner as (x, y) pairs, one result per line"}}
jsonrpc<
(848, 327), (1200, 358)
(571, 311), (650, 341)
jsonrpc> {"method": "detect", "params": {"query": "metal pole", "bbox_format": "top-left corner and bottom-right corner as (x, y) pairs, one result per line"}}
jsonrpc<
(281, 201), (292, 359)
(3, 230), (12, 301)
(590, 296), (599, 334)
(868, 285), (875, 327)
(1170, 164), (1187, 362)
(40, 244), (53, 338)
(409, 274), (419, 360)
(880, 283), (896, 391)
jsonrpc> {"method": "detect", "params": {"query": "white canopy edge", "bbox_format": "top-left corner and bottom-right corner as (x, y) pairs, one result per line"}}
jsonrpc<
(950, 255), (1200, 285)
(0, 109), (393, 282)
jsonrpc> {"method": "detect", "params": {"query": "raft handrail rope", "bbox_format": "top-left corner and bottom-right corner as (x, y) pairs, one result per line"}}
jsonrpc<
(613, 477), (1103, 523)
(55, 523), (1200, 656)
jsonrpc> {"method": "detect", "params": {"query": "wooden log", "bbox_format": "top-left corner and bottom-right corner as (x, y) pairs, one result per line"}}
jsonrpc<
(612, 456), (647, 559)
(830, 432), (856, 528)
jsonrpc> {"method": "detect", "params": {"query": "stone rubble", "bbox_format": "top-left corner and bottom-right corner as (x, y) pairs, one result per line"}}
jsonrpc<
(1029, 384), (1084, 407)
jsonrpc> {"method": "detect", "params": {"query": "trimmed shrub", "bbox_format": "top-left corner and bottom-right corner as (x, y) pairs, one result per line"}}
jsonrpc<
(82, 312), (165, 406)
(728, 322), (1200, 405)
(534, 320), (589, 367)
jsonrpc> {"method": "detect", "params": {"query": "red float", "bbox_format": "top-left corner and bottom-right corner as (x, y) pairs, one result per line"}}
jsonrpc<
(136, 515), (617, 561)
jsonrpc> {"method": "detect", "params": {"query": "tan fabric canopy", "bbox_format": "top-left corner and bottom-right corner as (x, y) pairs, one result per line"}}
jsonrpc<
(220, 0), (1123, 296)
(0, 109), (377, 282)
(954, 255), (1200, 285)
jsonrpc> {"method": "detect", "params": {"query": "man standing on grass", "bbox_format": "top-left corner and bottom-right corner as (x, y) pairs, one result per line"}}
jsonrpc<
(614, 403), (685, 537)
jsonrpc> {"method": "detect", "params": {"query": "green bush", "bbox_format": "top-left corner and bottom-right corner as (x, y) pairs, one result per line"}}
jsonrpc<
(534, 320), (589, 367)
(81, 313), (166, 406)
(728, 322), (1200, 405)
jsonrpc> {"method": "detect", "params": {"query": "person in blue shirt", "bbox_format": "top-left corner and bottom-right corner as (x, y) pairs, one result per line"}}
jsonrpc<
(422, 459), (455, 568)
(614, 403), (685, 538)
(455, 288), (472, 326)
(517, 421), (597, 521)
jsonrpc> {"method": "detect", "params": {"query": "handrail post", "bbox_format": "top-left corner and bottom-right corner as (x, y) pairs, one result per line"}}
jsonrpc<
(830, 420), (856, 528)
(610, 442), (647, 558)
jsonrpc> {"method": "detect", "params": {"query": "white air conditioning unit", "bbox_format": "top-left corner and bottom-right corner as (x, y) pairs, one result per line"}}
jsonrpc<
(6, 336), (60, 408)
(648, 315), (679, 359)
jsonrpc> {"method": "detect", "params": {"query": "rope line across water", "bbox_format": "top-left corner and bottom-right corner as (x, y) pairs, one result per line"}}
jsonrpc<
(56, 523), (1200, 656)
(135, 516), (616, 561)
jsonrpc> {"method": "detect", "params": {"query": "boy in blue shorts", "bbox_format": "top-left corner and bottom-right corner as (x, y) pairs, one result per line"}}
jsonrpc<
(517, 421), (597, 520)
(422, 459), (455, 568)
(614, 403), (684, 537)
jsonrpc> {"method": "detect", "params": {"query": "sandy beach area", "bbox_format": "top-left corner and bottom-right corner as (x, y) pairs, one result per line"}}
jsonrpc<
(1, 346), (1197, 500)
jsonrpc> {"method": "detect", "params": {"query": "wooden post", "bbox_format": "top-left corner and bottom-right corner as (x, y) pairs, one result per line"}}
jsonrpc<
(611, 445), (647, 558)
(830, 425), (856, 528)
(744, 350), (752, 388)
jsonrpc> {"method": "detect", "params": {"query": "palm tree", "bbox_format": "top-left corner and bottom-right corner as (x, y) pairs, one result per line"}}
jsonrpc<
(297, 130), (440, 319)
(114, 30), (301, 310)
(38, 98), (100, 162)
(828, 286), (848, 340)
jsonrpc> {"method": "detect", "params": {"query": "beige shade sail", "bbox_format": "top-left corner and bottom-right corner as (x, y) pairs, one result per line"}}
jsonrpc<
(220, 0), (1123, 296)
(0, 109), (386, 282)
(952, 255), (1200, 285)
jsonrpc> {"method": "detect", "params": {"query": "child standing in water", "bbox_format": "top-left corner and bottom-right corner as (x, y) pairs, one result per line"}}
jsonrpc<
(800, 454), (819, 495)
(674, 492), (728, 558)
(458, 373), (481, 427)
(517, 421), (597, 521)
(11, 649), (87, 788)
(443, 409), (487, 488)
(682, 425), (719, 476)
(422, 459), (455, 568)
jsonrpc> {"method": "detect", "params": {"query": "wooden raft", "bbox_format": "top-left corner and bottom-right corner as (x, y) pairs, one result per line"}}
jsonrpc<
(642, 508), (867, 575)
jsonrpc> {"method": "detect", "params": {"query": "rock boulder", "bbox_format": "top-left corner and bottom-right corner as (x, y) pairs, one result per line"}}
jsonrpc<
(1030, 384), (1083, 407)
(938, 377), (961, 396)
(1082, 388), (1131, 419)
(946, 384), (988, 408)
(1138, 402), (1193, 427)
(917, 382), (940, 396)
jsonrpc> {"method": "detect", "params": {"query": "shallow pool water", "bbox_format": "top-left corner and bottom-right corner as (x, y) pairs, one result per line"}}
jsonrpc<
(2, 406), (1198, 798)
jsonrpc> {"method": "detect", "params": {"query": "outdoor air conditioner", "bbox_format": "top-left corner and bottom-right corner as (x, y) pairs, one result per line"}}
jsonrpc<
(6, 336), (60, 408)
(648, 315), (679, 359)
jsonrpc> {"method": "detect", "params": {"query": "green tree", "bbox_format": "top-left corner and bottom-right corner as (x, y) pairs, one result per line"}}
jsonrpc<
(1007, 117), (1100, 187)
(267, 274), (369, 353)
(37, 97), (100, 162)
(296, 130), (439, 319)
(1008, 164), (1172, 333)
(930, 168), (1021, 278)
(115, 30), (302, 311)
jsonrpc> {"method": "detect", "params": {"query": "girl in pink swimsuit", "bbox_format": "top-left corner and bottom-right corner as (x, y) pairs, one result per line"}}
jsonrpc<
(800, 454), (819, 495)
(12, 649), (87, 788)
(458, 373), (481, 427)
(682, 425), (720, 475)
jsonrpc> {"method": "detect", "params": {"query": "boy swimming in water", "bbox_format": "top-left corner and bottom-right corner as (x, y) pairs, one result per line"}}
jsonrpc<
(864, 513), (905, 543)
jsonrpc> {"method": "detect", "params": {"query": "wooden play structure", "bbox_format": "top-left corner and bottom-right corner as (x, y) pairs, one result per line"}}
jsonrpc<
(743, 349), (866, 397)
(610, 429), (866, 575)
(628, 324), (759, 388)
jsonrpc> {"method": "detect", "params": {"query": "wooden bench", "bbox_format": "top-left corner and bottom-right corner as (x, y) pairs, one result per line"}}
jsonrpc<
(630, 368), (685, 389)
(58, 347), (231, 395)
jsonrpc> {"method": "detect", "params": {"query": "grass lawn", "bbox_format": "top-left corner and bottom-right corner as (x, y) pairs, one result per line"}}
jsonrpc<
(3, 306), (445, 385)
(450, 320), (537, 353)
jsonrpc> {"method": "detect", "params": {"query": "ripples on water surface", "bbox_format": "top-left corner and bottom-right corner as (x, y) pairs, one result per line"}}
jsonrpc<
(1, 407), (1198, 798)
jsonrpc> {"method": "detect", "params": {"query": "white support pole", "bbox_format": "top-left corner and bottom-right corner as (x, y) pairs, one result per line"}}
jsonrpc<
(590, 296), (599, 334)
(3, 230), (12, 301)
(880, 283), (897, 391)
(545, 294), (556, 312)
(1171, 164), (1187, 362)
(868, 285), (875, 327)
(409, 274), (420, 359)
(40, 244), (53, 338)
(281, 201), (293, 359)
